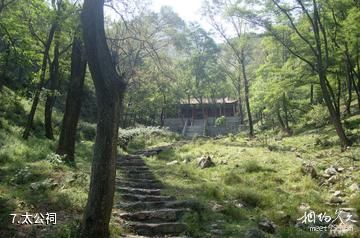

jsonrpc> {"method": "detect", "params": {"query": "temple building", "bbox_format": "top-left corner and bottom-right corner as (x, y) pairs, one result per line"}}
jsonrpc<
(164, 97), (245, 137)
(178, 98), (238, 119)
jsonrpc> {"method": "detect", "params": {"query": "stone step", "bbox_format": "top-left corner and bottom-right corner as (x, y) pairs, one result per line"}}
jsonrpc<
(116, 200), (200, 212)
(117, 186), (161, 196)
(124, 222), (187, 236)
(116, 177), (160, 184)
(119, 172), (155, 180)
(121, 194), (175, 202)
(119, 155), (143, 160)
(117, 160), (146, 166)
(118, 209), (187, 222)
(117, 166), (150, 172)
(116, 182), (162, 190)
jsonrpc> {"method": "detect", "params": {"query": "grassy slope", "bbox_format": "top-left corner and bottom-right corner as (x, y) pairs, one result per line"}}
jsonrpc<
(142, 117), (360, 237)
(1, 86), (359, 237)
(0, 87), (95, 237)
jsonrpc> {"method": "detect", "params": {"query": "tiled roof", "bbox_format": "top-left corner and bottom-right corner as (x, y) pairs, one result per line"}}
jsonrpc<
(180, 97), (238, 105)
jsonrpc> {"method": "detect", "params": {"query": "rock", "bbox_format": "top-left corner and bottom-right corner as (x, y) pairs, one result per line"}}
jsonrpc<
(334, 190), (343, 197)
(258, 219), (276, 234)
(234, 201), (245, 208)
(325, 167), (337, 176)
(322, 173), (331, 179)
(328, 175), (339, 184)
(211, 203), (225, 212)
(300, 163), (317, 178)
(338, 208), (359, 226)
(349, 183), (359, 192)
(329, 223), (356, 237)
(330, 196), (344, 204)
(210, 229), (224, 235)
(245, 228), (265, 238)
(336, 167), (344, 172)
(290, 147), (297, 152)
(298, 203), (311, 212)
(166, 160), (179, 166)
(182, 158), (190, 164)
(197, 155), (215, 169)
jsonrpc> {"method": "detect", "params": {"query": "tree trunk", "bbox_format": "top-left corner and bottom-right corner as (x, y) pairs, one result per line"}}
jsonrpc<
(160, 94), (166, 128)
(240, 57), (253, 136)
(236, 79), (244, 124)
(310, 84), (314, 105)
(276, 107), (285, 130)
(57, 35), (87, 162)
(79, 0), (126, 237)
(23, 23), (57, 139)
(319, 69), (351, 147)
(44, 40), (60, 140)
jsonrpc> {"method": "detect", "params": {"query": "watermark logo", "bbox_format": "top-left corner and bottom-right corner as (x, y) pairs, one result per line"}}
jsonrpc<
(297, 210), (356, 232)
(10, 212), (56, 225)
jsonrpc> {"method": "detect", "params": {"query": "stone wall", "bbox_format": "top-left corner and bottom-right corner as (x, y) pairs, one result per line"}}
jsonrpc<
(164, 116), (246, 137)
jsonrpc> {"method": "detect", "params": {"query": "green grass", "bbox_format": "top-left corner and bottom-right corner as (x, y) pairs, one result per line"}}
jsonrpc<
(142, 121), (360, 237)
(0, 87), (96, 237)
(1, 86), (359, 237)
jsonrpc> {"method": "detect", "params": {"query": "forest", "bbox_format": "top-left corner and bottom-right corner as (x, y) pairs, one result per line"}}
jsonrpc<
(0, 0), (359, 237)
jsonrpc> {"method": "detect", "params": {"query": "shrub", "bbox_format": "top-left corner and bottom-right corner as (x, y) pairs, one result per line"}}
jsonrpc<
(215, 116), (226, 126)
(223, 171), (242, 185)
(78, 122), (96, 141)
(233, 188), (263, 207)
(302, 104), (329, 127)
(243, 160), (263, 173)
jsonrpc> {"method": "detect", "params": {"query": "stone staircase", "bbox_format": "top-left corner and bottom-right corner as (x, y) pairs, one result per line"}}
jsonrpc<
(183, 119), (204, 138)
(115, 153), (199, 237)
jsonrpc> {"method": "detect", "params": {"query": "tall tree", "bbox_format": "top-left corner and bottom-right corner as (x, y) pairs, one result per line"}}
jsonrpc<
(203, 0), (254, 136)
(79, 0), (126, 237)
(57, 33), (87, 162)
(22, 0), (62, 139)
(231, 0), (352, 147)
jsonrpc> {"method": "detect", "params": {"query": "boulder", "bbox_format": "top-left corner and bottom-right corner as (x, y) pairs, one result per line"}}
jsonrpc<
(328, 175), (339, 184)
(349, 183), (359, 192)
(325, 167), (337, 176)
(300, 163), (317, 178)
(329, 196), (344, 204)
(245, 228), (265, 238)
(197, 155), (215, 169)
(166, 160), (179, 166)
(211, 203), (225, 213)
(258, 219), (276, 234)
(334, 190), (343, 197)
(298, 203), (311, 212)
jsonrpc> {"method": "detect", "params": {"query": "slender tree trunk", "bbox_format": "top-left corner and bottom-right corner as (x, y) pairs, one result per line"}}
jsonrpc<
(276, 107), (285, 130)
(44, 40), (60, 139)
(0, 48), (10, 90)
(57, 35), (87, 162)
(320, 69), (351, 147)
(352, 76), (360, 111)
(79, 0), (126, 237)
(23, 23), (57, 139)
(160, 94), (166, 127)
(313, 1), (351, 148)
(236, 79), (244, 124)
(310, 84), (314, 105)
(240, 57), (253, 136)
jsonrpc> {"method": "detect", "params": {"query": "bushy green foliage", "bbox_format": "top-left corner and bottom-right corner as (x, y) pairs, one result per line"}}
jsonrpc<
(242, 160), (263, 173)
(118, 126), (179, 151)
(215, 116), (226, 126)
(78, 121), (96, 141)
(302, 104), (329, 128)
